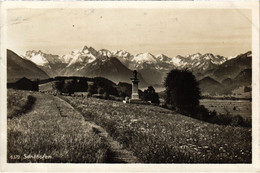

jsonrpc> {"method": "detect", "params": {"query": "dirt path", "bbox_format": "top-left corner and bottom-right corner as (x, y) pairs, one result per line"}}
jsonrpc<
(55, 96), (139, 163)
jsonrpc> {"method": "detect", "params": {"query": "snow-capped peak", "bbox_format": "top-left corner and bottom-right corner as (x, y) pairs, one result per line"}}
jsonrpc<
(24, 50), (51, 66)
(67, 46), (97, 66)
(187, 53), (202, 60)
(27, 53), (48, 66)
(171, 56), (184, 66)
(71, 49), (80, 55)
(156, 54), (171, 62)
(132, 52), (157, 64)
(98, 49), (112, 57)
(81, 45), (98, 56)
(202, 53), (227, 65)
(60, 45), (101, 66)
(227, 55), (236, 60)
(170, 52), (228, 70)
(202, 53), (215, 60)
(111, 50), (131, 57)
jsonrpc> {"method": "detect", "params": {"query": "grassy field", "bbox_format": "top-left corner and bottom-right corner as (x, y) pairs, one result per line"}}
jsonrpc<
(200, 99), (252, 119)
(62, 95), (252, 163)
(7, 89), (36, 119)
(7, 90), (109, 163)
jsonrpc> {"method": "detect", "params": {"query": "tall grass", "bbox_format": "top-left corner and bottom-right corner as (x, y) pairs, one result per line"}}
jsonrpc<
(7, 89), (36, 119)
(62, 96), (252, 163)
(7, 90), (109, 163)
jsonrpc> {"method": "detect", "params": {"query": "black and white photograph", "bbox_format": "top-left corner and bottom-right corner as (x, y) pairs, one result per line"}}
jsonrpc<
(0, 1), (259, 172)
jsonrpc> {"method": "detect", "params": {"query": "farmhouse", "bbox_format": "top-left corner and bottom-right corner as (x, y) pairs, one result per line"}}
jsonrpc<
(8, 77), (39, 91)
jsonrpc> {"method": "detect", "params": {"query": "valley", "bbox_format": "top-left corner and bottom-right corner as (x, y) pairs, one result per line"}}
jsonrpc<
(200, 99), (252, 120)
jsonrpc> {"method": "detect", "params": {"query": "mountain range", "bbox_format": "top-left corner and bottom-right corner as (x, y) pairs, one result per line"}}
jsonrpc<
(7, 49), (49, 82)
(7, 46), (252, 95)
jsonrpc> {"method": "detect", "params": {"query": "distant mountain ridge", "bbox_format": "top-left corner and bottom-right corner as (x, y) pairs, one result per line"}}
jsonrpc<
(23, 50), (67, 77)
(198, 77), (223, 95)
(7, 49), (49, 82)
(17, 46), (252, 95)
(60, 55), (148, 87)
(23, 46), (235, 72)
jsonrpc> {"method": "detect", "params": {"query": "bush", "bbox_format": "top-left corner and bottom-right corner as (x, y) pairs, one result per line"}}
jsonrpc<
(88, 83), (98, 96)
(230, 115), (244, 126)
(142, 86), (160, 105)
(24, 96), (36, 111)
(243, 118), (252, 128)
(244, 86), (251, 92)
(161, 104), (169, 109)
(194, 105), (210, 121)
(119, 91), (128, 98)
(64, 79), (77, 95)
(76, 78), (88, 92)
(94, 80), (119, 97)
(53, 80), (65, 94)
(98, 88), (105, 95)
(104, 92), (110, 100)
(54, 79), (89, 95)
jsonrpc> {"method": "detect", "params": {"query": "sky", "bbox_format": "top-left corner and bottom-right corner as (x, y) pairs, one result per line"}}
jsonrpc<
(7, 8), (252, 57)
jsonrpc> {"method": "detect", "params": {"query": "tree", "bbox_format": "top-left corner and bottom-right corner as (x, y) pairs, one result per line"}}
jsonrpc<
(88, 83), (98, 95)
(142, 86), (160, 105)
(164, 69), (201, 114)
(93, 78), (119, 96)
(62, 79), (77, 95)
(76, 78), (88, 92)
(98, 87), (105, 94)
(119, 91), (128, 98)
(53, 80), (65, 94)
(244, 86), (251, 92)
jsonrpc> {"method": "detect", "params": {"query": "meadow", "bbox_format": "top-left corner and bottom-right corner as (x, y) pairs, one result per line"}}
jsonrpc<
(62, 95), (252, 163)
(7, 90), (109, 163)
(7, 89), (36, 119)
(200, 99), (252, 120)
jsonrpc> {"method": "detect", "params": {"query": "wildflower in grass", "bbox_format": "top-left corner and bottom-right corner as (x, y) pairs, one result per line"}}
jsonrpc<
(61, 95), (252, 163)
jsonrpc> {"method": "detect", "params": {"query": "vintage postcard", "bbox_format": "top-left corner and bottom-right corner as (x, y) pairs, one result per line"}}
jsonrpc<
(0, 1), (259, 172)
